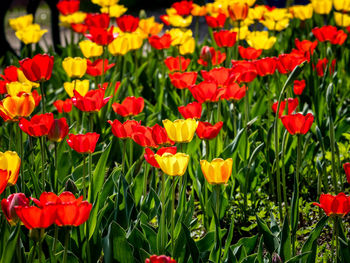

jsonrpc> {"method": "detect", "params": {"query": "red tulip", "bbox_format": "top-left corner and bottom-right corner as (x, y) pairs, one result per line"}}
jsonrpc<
(313, 192), (350, 217)
(238, 46), (262, 60)
(343, 163), (350, 184)
(85, 26), (117, 45)
(72, 88), (111, 112)
(19, 54), (54, 82)
(0, 170), (9, 195)
(172, 0), (193, 16)
(178, 102), (202, 119)
(294, 38), (317, 56)
(1, 193), (29, 225)
(98, 82), (120, 95)
(116, 15), (139, 33)
(15, 203), (57, 229)
(213, 30), (237, 48)
(198, 47), (226, 67)
(159, 15), (170, 26)
(230, 61), (257, 83)
(272, 98), (299, 117)
(314, 58), (336, 77)
(53, 98), (73, 113)
(56, 0), (80, 16)
(31, 90), (42, 107)
(85, 13), (110, 29)
(55, 192), (92, 226)
(254, 57), (277, 77)
(131, 125), (157, 148)
(151, 124), (174, 146)
(164, 56), (190, 72)
(145, 255), (177, 263)
(312, 26), (347, 45)
(144, 147), (177, 168)
(112, 96), (144, 117)
(169, 72), (197, 89)
(48, 118), (69, 142)
(149, 34), (172, 50)
(86, 59), (115, 76)
(19, 113), (54, 137)
(276, 53), (307, 74)
(293, 80), (306, 95)
(189, 81), (225, 103)
(108, 119), (140, 139)
(66, 132), (100, 154)
(222, 83), (246, 102)
(280, 113), (314, 135)
(71, 23), (89, 34)
(196, 121), (223, 140)
(201, 67), (230, 88)
(205, 13), (226, 28)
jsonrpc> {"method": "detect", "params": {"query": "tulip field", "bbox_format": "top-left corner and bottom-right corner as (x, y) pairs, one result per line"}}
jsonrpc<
(2, 0), (350, 262)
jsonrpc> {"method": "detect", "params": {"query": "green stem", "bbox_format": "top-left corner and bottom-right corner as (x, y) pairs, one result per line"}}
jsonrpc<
(335, 217), (339, 263)
(29, 242), (36, 263)
(54, 142), (58, 193)
(40, 82), (46, 114)
(171, 176), (176, 256)
(38, 229), (44, 263)
(232, 102), (237, 137)
(129, 140), (133, 169)
(329, 113), (339, 194)
(52, 225), (58, 263)
(63, 228), (70, 263)
(160, 171), (166, 253)
(143, 162), (149, 205)
(88, 153), (92, 199)
(281, 130), (290, 224)
(19, 128), (24, 192)
(83, 155), (86, 199)
(40, 137), (46, 191)
(122, 140), (127, 173)
(215, 184), (222, 263)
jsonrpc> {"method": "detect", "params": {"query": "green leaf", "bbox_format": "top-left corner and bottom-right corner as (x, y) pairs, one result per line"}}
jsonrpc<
(0, 225), (20, 263)
(88, 142), (112, 203)
(220, 128), (245, 159)
(181, 223), (203, 263)
(279, 215), (291, 261)
(256, 215), (278, 254)
(285, 252), (311, 263)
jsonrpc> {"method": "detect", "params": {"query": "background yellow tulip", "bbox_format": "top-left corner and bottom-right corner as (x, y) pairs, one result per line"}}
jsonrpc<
(155, 153), (190, 176)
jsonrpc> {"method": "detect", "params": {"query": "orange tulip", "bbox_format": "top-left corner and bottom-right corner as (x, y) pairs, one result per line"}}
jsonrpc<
(228, 3), (249, 21)
(200, 158), (233, 184)
(0, 93), (35, 122)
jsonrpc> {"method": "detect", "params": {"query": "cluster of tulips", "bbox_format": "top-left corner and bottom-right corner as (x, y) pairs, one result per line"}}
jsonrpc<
(2, 0), (350, 262)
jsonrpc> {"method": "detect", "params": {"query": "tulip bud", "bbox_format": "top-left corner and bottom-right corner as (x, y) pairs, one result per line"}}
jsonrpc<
(65, 178), (78, 194)
(200, 46), (212, 64)
(1, 193), (29, 225)
(48, 118), (69, 142)
(272, 253), (282, 263)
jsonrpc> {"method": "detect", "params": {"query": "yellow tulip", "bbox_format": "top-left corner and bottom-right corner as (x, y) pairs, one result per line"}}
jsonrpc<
(200, 158), (233, 185)
(231, 26), (249, 40)
(179, 37), (195, 55)
(79, 40), (103, 58)
(166, 7), (179, 16)
(0, 151), (21, 186)
(100, 4), (127, 17)
(248, 5), (267, 20)
(9, 14), (33, 31)
(17, 69), (39, 88)
(155, 152), (190, 176)
(0, 93), (35, 121)
(206, 2), (229, 16)
(6, 82), (32, 96)
(333, 0), (350, 11)
(168, 28), (193, 46)
(191, 4), (207, 16)
(62, 57), (87, 78)
(289, 4), (313, 20)
(311, 0), (332, 15)
(92, 0), (119, 7)
(168, 15), (193, 28)
(334, 12), (350, 27)
(59, 12), (87, 27)
(261, 18), (290, 31)
(163, 119), (198, 143)
(108, 33), (143, 56)
(246, 31), (276, 50)
(64, 79), (89, 97)
(138, 17), (163, 37)
(15, 24), (47, 45)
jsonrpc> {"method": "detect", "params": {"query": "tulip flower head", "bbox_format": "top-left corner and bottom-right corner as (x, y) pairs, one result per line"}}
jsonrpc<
(56, 0), (80, 16)
(205, 13), (226, 28)
(48, 118), (69, 142)
(144, 147), (177, 168)
(0, 93), (36, 122)
(108, 119), (140, 139)
(19, 113), (54, 137)
(164, 56), (191, 72)
(66, 133), (100, 154)
(169, 72), (197, 90)
(72, 88), (111, 112)
(9, 14), (33, 31)
(280, 113), (314, 135)
(200, 158), (233, 184)
(19, 54), (54, 82)
(196, 121), (223, 140)
(154, 152), (190, 176)
(1, 193), (29, 225)
(116, 15), (139, 33)
(112, 96), (144, 117)
(64, 79), (89, 97)
(86, 59), (115, 76)
(163, 118), (198, 143)
(149, 34), (172, 50)
(62, 57), (87, 78)
(313, 193), (350, 217)
(222, 83), (246, 102)
(178, 102), (202, 119)
(79, 40), (103, 58)
(272, 98), (299, 117)
(213, 30), (237, 48)
(15, 24), (47, 45)
(145, 255), (177, 263)
(238, 46), (262, 60)
(293, 80), (306, 95)
(0, 151), (21, 186)
(85, 13), (110, 29)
